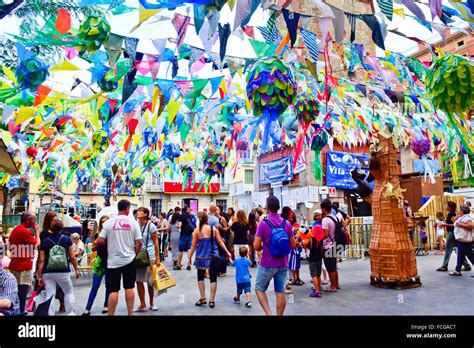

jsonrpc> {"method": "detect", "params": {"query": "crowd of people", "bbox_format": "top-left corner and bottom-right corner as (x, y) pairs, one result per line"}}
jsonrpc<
(0, 196), (472, 316)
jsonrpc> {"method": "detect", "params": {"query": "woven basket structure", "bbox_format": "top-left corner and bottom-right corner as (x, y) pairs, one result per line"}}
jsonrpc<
(369, 137), (419, 285)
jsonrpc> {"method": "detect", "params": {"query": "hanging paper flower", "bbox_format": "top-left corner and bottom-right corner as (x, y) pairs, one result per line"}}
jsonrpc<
(98, 76), (118, 92)
(142, 127), (158, 147)
(92, 129), (110, 152)
(26, 146), (38, 158)
(236, 139), (249, 152)
(15, 56), (49, 91)
(411, 137), (435, 183)
(295, 93), (319, 123)
(77, 14), (111, 53)
(203, 147), (227, 176)
(425, 54), (474, 115)
(43, 167), (58, 182)
(410, 138), (431, 157)
(160, 142), (181, 161)
(143, 151), (159, 168)
(129, 168), (145, 189)
(76, 169), (90, 186)
(246, 57), (297, 116)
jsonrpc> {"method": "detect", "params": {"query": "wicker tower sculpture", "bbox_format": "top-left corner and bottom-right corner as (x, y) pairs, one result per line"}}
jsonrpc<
(368, 136), (421, 289)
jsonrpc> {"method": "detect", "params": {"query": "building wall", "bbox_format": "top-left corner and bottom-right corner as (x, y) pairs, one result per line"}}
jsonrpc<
(411, 29), (474, 62)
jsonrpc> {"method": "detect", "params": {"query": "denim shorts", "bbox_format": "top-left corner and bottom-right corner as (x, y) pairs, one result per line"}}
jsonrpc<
(237, 282), (251, 294)
(255, 266), (288, 293)
(179, 234), (192, 252)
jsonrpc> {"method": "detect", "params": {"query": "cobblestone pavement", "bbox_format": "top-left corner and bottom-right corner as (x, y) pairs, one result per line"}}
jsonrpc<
(49, 253), (473, 316)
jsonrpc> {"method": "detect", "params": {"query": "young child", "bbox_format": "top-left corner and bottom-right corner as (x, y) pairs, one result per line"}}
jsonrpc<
(420, 221), (429, 255)
(289, 225), (304, 286)
(434, 212), (445, 255)
(232, 246), (252, 308)
(313, 210), (329, 285)
(305, 223), (325, 297)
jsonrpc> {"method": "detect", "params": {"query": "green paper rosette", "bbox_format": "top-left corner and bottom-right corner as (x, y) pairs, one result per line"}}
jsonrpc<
(77, 14), (111, 53)
(425, 54), (474, 115)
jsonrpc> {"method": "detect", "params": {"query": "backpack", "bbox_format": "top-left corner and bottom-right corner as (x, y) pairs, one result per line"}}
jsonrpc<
(263, 219), (291, 257)
(46, 236), (69, 272)
(326, 215), (348, 246)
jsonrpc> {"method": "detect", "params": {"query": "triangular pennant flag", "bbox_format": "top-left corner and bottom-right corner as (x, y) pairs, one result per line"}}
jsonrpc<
(180, 122), (190, 144)
(175, 80), (192, 96)
(34, 85), (52, 106)
(241, 0), (260, 27)
(131, 4), (160, 33)
(282, 9), (300, 48)
(194, 4), (207, 35)
(218, 23), (231, 61)
(172, 13), (191, 48)
(241, 25), (254, 38)
(300, 28), (320, 62)
(104, 33), (124, 67)
(50, 60), (81, 71)
(377, 0), (393, 21)
(210, 76), (224, 95)
(248, 39), (276, 58)
(55, 8), (71, 35)
(167, 100), (182, 125)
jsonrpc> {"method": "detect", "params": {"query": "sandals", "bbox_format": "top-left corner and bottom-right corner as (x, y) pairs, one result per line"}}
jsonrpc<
(436, 266), (448, 272)
(449, 271), (462, 276)
(195, 298), (207, 306)
(209, 301), (215, 308)
(186, 265), (191, 271)
(292, 279), (304, 286)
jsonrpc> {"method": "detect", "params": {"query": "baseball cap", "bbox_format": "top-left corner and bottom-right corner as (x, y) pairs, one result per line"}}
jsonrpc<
(314, 209), (322, 214)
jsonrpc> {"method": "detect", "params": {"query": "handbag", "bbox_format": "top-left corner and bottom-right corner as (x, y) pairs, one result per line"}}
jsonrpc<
(135, 222), (151, 268)
(454, 215), (473, 243)
(210, 227), (227, 273)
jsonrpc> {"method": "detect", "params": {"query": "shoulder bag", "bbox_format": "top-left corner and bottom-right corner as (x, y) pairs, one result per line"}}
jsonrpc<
(210, 226), (227, 273)
(135, 222), (151, 268)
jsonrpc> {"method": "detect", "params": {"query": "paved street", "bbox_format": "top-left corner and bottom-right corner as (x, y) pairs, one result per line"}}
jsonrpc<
(49, 252), (474, 316)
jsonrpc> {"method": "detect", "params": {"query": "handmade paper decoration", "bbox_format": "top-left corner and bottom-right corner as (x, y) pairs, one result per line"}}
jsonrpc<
(0, 172), (12, 186)
(15, 56), (49, 91)
(143, 151), (159, 168)
(310, 126), (328, 182)
(293, 92), (320, 168)
(425, 54), (474, 115)
(76, 168), (90, 186)
(246, 57), (296, 152)
(129, 168), (145, 190)
(92, 129), (110, 152)
(43, 167), (58, 182)
(411, 137), (435, 183)
(77, 14), (111, 53)
(98, 75), (118, 92)
(142, 127), (159, 146)
(26, 146), (38, 158)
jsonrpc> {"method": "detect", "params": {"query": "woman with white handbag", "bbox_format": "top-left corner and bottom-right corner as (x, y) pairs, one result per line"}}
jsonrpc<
(449, 204), (474, 277)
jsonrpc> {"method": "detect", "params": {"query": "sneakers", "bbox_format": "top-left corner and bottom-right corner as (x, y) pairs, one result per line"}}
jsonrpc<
(245, 302), (252, 308)
(461, 266), (471, 272)
(150, 305), (158, 311)
(233, 296), (240, 304)
(309, 290), (321, 298)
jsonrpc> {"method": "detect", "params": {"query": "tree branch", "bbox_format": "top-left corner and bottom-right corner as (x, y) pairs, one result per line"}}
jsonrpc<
(0, 0), (24, 19)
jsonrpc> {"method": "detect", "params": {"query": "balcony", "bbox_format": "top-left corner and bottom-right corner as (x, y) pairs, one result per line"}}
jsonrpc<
(145, 182), (163, 192)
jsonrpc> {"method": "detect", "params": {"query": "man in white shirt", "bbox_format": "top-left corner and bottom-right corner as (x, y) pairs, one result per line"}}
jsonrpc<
(96, 200), (142, 316)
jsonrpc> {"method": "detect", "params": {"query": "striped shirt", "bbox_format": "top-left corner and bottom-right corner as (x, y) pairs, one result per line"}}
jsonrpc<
(0, 267), (20, 315)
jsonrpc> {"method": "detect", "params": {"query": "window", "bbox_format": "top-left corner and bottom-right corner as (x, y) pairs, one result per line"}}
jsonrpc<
(245, 170), (254, 184)
(150, 199), (162, 217)
(217, 173), (225, 186)
(216, 199), (227, 212)
(457, 40), (464, 47)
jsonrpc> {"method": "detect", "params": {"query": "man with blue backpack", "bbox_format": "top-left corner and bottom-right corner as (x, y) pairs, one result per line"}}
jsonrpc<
(254, 196), (296, 316)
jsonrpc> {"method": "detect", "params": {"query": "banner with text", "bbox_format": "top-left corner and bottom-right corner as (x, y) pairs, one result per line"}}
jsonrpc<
(260, 155), (294, 185)
(326, 151), (370, 189)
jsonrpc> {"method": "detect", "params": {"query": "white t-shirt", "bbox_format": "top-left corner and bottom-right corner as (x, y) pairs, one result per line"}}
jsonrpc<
(100, 215), (141, 269)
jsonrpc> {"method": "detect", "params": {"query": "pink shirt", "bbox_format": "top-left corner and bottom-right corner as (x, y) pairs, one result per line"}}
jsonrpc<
(322, 215), (336, 249)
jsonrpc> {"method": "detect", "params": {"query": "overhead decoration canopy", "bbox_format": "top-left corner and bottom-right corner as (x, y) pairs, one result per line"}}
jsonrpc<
(0, 0), (472, 201)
